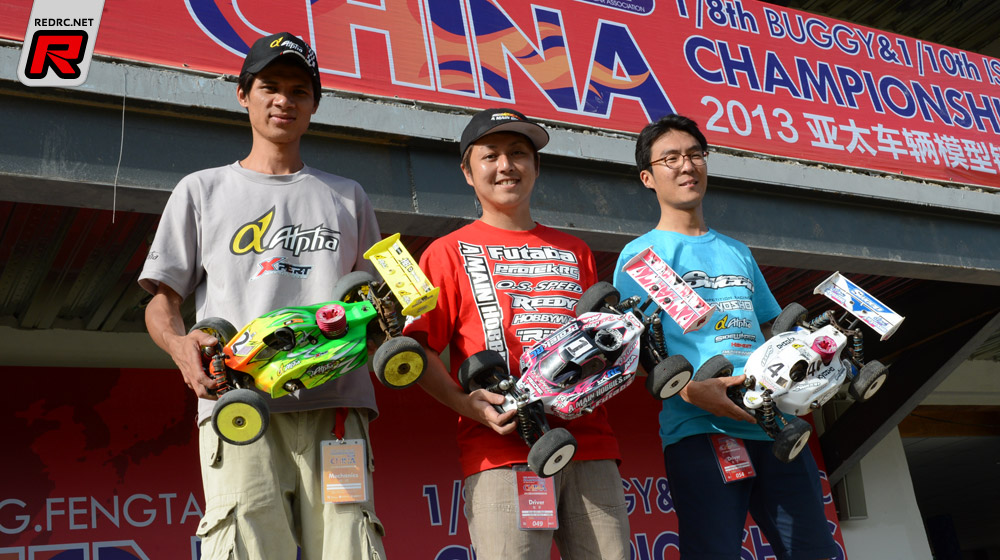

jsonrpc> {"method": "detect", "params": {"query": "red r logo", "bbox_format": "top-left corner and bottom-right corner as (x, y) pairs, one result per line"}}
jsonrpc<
(24, 30), (89, 79)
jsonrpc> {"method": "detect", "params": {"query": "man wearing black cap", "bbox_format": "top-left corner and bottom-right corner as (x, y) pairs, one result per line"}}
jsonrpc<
(140, 32), (386, 559)
(403, 109), (630, 559)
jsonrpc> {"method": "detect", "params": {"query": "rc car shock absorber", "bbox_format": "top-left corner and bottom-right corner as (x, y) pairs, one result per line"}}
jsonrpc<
(649, 314), (668, 356)
(517, 405), (536, 443)
(209, 353), (232, 394)
(758, 390), (782, 439)
(370, 282), (403, 337)
(808, 310), (833, 330)
(850, 330), (865, 365)
(614, 295), (640, 314)
(382, 301), (401, 336)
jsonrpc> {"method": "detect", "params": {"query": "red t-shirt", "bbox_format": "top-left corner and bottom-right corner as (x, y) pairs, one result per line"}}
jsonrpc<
(404, 220), (622, 478)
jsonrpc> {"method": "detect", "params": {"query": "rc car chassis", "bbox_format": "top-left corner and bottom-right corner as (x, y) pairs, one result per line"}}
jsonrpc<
(697, 272), (904, 462)
(192, 234), (438, 446)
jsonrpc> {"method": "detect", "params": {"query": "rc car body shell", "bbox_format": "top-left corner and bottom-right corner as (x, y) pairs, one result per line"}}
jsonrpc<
(222, 300), (375, 399)
(742, 324), (850, 416)
(517, 309), (645, 420)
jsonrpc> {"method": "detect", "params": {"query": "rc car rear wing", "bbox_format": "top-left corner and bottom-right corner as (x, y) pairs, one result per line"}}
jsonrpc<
(364, 233), (440, 317)
(814, 271), (904, 340)
(622, 246), (716, 334)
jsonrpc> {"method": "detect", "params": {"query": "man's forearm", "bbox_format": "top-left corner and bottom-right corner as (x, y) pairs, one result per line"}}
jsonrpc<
(145, 290), (187, 354)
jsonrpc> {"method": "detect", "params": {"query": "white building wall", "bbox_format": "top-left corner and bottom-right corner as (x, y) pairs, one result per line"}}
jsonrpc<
(839, 428), (933, 560)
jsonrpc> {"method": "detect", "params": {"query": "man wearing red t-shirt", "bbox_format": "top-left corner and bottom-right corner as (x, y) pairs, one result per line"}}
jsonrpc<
(403, 108), (630, 559)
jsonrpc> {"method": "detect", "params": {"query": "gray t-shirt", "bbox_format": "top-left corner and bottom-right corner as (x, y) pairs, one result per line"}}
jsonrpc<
(139, 162), (382, 423)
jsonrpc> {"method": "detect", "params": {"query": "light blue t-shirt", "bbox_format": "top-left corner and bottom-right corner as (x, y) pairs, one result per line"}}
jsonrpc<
(613, 229), (781, 447)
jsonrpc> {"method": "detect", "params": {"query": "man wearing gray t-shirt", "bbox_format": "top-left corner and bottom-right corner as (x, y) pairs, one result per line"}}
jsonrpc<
(139, 32), (385, 560)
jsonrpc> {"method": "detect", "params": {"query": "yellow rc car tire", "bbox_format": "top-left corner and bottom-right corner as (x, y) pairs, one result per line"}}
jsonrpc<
(212, 389), (270, 446)
(373, 336), (427, 389)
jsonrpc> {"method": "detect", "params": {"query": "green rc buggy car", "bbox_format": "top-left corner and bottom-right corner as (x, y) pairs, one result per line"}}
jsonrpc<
(192, 233), (439, 445)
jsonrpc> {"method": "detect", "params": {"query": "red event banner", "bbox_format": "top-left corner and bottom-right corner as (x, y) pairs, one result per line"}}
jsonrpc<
(2, 366), (846, 559)
(3, 0), (1000, 190)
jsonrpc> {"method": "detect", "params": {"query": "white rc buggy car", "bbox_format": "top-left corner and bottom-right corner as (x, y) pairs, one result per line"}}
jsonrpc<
(696, 272), (905, 462)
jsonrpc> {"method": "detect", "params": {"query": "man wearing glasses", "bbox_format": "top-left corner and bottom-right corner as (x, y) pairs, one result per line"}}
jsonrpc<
(612, 114), (839, 559)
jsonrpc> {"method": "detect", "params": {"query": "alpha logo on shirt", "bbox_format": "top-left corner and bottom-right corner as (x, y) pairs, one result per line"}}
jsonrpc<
(230, 207), (340, 257)
(714, 314), (752, 331)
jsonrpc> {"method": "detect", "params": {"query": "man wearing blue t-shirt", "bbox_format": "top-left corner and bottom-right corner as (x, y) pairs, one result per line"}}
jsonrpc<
(613, 115), (839, 560)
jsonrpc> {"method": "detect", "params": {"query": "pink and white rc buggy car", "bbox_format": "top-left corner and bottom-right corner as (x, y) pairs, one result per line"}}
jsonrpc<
(459, 248), (718, 477)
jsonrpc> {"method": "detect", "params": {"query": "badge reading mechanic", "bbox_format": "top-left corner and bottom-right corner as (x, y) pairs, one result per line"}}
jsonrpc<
(18, 0), (106, 87)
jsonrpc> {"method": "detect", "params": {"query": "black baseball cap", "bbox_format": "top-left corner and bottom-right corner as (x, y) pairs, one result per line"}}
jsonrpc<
(459, 108), (550, 156)
(241, 32), (321, 95)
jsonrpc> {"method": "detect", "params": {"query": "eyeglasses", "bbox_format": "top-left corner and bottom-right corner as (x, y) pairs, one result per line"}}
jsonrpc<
(649, 151), (708, 170)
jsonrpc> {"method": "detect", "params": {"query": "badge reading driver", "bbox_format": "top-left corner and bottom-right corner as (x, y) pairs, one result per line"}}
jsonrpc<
(515, 468), (558, 530)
